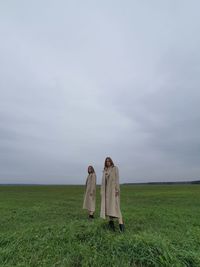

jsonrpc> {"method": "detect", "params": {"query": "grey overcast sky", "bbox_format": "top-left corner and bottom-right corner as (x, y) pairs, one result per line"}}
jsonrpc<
(0, 1), (200, 184)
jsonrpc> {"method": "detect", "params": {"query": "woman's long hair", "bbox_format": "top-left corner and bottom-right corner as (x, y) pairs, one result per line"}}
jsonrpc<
(104, 157), (114, 169)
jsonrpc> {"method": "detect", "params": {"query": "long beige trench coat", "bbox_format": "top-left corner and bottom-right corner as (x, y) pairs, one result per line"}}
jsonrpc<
(100, 166), (122, 219)
(83, 173), (96, 212)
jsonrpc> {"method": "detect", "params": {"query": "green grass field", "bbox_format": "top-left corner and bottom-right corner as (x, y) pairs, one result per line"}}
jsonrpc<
(0, 185), (200, 267)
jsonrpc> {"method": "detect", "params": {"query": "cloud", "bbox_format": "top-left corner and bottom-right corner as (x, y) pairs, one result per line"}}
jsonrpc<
(0, 1), (200, 183)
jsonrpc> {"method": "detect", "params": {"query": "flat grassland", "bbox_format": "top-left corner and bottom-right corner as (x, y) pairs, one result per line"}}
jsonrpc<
(0, 185), (200, 267)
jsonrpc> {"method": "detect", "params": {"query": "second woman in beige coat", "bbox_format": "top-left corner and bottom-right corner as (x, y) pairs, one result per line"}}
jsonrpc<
(83, 166), (96, 219)
(100, 157), (125, 232)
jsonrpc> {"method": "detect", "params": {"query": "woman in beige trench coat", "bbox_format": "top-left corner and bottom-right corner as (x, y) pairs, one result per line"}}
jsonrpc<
(100, 157), (125, 232)
(83, 166), (96, 219)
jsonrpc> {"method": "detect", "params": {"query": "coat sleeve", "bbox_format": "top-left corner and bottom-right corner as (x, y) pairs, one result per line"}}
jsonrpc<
(101, 172), (105, 195)
(91, 174), (96, 195)
(115, 166), (120, 193)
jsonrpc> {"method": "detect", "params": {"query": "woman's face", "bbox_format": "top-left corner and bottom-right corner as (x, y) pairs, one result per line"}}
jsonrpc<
(106, 158), (111, 167)
(88, 166), (93, 173)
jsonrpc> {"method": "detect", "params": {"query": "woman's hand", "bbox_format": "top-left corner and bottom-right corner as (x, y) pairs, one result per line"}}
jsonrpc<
(115, 191), (119, 197)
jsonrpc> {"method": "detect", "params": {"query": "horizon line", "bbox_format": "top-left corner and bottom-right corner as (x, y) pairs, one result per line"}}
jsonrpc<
(0, 179), (200, 186)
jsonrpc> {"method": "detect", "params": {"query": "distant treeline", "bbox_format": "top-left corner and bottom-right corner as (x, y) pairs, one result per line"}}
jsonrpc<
(123, 180), (200, 185)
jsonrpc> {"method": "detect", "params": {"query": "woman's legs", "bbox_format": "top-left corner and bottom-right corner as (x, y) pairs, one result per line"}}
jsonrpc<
(88, 210), (94, 219)
(109, 216), (123, 224)
(118, 217), (125, 232)
(108, 216), (115, 230)
(107, 216), (125, 232)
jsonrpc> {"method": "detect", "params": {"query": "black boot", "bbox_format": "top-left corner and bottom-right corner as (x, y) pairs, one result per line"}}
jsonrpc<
(119, 223), (125, 232)
(108, 220), (115, 231)
(89, 214), (94, 219)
